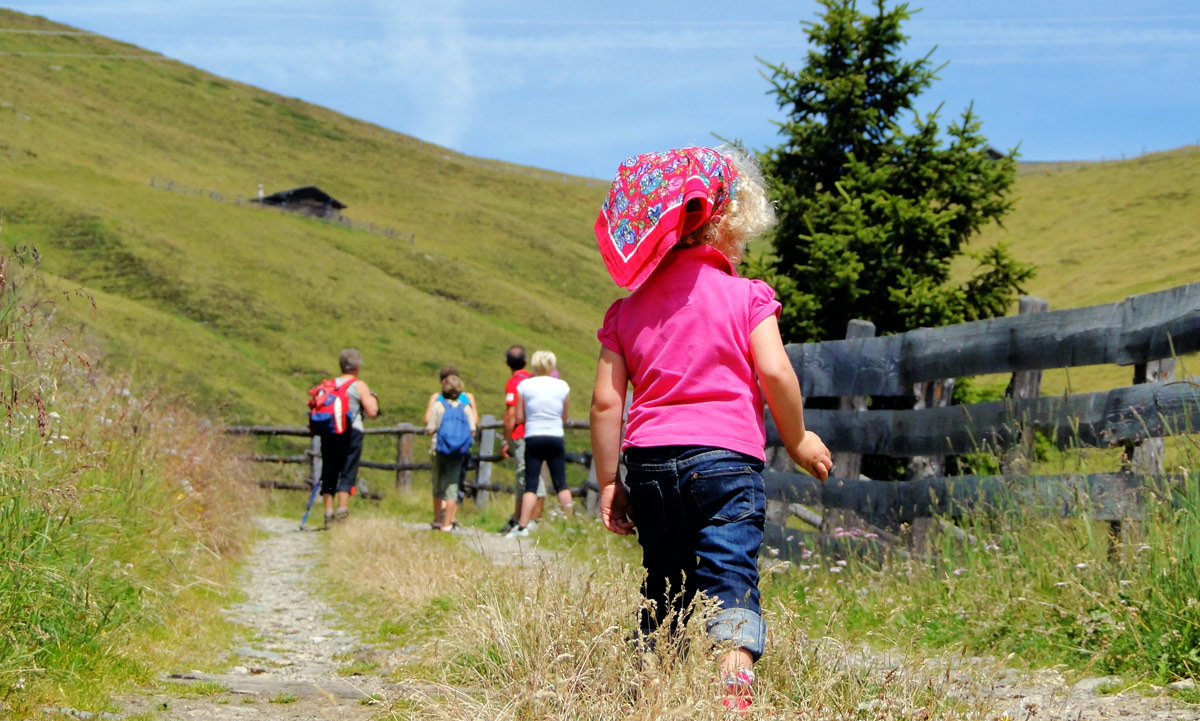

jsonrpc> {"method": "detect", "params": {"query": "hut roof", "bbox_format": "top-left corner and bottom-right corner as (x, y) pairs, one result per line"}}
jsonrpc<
(255, 185), (347, 209)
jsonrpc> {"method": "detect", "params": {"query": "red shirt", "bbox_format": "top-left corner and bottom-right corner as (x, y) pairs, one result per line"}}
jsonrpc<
(504, 369), (532, 440)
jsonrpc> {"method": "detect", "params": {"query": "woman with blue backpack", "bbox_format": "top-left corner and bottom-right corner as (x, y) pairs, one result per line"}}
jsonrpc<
(425, 373), (477, 532)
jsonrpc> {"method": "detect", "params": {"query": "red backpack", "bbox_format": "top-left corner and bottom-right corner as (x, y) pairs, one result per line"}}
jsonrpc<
(307, 376), (356, 435)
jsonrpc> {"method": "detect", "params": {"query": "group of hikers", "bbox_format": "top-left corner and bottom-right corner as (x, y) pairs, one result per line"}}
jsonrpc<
(418, 345), (575, 536)
(310, 344), (574, 537)
(308, 146), (833, 712)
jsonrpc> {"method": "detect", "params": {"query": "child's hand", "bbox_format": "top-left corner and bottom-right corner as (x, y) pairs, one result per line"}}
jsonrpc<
(791, 431), (833, 482)
(599, 482), (636, 535)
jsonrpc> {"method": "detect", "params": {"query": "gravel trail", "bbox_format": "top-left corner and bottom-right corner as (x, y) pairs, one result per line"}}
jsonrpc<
(99, 516), (1192, 720)
(114, 516), (411, 721)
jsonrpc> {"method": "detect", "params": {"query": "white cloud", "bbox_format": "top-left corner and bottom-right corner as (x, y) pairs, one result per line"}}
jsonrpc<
(364, 0), (475, 151)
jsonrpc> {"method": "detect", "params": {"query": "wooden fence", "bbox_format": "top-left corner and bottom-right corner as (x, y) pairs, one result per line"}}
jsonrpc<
(229, 415), (595, 508)
(762, 280), (1200, 555)
(230, 281), (1199, 555)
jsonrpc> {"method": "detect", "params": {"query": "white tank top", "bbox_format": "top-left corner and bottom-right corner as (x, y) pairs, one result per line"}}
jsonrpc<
(517, 375), (569, 437)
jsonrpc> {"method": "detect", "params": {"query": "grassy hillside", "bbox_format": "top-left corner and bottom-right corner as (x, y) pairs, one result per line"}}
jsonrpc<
(970, 146), (1200, 392)
(0, 9), (615, 425)
(3, 8), (1197, 429)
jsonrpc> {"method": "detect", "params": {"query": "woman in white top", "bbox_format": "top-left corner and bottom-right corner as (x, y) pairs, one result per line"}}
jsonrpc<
(509, 350), (572, 536)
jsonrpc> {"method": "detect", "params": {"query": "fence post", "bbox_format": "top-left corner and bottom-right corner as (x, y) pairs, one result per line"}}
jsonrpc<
(1112, 357), (1176, 545)
(816, 319), (878, 539)
(831, 319), (875, 481)
(1001, 296), (1049, 475)
(395, 426), (412, 492)
(476, 414), (497, 510)
(308, 434), (322, 487)
(584, 459), (600, 516)
(907, 376), (955, 480)
(1127, 359), (1174, 475)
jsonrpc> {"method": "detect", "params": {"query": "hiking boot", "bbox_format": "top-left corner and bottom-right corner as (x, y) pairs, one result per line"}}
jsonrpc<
(504, 525), (530, 538)
(498, 517), (519, 535)
(334, 508), (349, 522)
(721, 668), (755, 714)
(323, 512), (335, 530)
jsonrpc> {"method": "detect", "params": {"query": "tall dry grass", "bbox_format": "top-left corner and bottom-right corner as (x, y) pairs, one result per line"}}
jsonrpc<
(0, 251), (261, 714)
(327, 519), (997, 720)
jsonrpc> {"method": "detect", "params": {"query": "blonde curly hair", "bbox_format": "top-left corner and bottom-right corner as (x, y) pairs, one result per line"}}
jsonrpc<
(680, 146), (776, 264)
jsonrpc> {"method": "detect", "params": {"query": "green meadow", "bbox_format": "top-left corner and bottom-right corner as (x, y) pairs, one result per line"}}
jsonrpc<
(0, 8), (615, 430)
(3, 8), (1198, 426)
(3, 9), (1200, 717)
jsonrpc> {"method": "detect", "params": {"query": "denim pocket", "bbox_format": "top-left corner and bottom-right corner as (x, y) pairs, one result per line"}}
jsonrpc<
(686, 465), (765, 523)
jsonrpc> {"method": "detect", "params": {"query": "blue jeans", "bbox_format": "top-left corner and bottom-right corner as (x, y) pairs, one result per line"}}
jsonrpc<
(623, 445), (767, 659)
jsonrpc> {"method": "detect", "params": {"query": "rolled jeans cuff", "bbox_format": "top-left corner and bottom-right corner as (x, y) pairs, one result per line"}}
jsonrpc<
(706, 607), (766, 660)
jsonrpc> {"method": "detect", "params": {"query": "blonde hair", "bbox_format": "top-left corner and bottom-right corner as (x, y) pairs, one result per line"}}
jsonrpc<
(441, 374), (465, 398)
(529, 350), (557, 376)
(681, 146), (776, 264)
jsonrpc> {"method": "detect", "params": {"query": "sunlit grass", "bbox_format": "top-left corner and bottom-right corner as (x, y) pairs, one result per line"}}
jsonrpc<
(0, 256), (262, 715)
(0, 7), (614, 430)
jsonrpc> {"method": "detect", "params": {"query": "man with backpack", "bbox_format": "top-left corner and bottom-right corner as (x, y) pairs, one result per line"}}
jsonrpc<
(309, 348), (378, 528)
(425, 373), (477, 532)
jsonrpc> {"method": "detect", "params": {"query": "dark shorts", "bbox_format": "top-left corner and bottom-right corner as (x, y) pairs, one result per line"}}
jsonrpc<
(319, 428), (364, 495)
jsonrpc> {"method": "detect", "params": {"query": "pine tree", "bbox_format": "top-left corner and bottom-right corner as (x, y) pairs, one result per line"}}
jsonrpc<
(754, 0), (1034, 343)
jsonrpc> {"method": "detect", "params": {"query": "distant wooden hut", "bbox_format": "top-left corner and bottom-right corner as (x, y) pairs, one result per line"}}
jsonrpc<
(252, 186), (346, 219)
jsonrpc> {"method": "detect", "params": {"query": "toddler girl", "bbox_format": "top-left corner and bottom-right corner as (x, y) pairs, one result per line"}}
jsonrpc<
(589, 146), (832, 711)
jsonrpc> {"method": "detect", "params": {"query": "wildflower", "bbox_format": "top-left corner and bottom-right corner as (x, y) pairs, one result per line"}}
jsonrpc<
(1054, 582), (1068, 587)
(985, 543), (1001, 551)
(835, 559), (848, 567)
(952, 568), (967, 576)
(1075, 563), (1088, 569)
(830, 566), (843, 574)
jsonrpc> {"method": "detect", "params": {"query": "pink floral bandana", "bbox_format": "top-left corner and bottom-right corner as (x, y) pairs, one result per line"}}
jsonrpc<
(594, 147), (739, 290)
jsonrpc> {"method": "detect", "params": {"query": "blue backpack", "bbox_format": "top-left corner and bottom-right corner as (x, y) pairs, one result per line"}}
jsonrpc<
(435, 397), (473, 454)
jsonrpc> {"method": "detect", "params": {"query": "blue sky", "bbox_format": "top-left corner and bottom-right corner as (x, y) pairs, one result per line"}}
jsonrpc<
(4, 1), (1199, 179)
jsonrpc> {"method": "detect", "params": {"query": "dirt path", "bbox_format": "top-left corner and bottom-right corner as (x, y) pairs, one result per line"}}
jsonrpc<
(114, 517), (411, 720)
(100, 516), (1190, 721)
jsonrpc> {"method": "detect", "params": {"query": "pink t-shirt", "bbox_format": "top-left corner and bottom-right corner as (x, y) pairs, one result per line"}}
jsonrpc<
(596, 245), (781, 460)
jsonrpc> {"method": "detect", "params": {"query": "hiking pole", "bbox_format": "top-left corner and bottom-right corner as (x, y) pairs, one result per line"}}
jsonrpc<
(300, 477), (321, 531)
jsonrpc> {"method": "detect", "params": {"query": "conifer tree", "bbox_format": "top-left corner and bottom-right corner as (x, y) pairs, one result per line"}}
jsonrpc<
(755, 0), (1034, 343)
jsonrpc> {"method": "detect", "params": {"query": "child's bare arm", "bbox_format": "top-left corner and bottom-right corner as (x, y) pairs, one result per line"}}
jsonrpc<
(749, 315), (832, 481)
(590, 346), (635, 534)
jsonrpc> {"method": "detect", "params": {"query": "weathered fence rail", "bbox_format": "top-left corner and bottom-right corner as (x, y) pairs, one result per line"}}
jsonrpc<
(767, 379), (1200, 457)
(763, 280), (1200, 555)
(230, 416), (594, 508)
(788, 281), (1200, 398)
(230, 281), (1198, 553)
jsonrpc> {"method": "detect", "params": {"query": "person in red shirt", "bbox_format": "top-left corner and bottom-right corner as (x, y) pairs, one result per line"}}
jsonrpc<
(499, 345), (545, 534)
